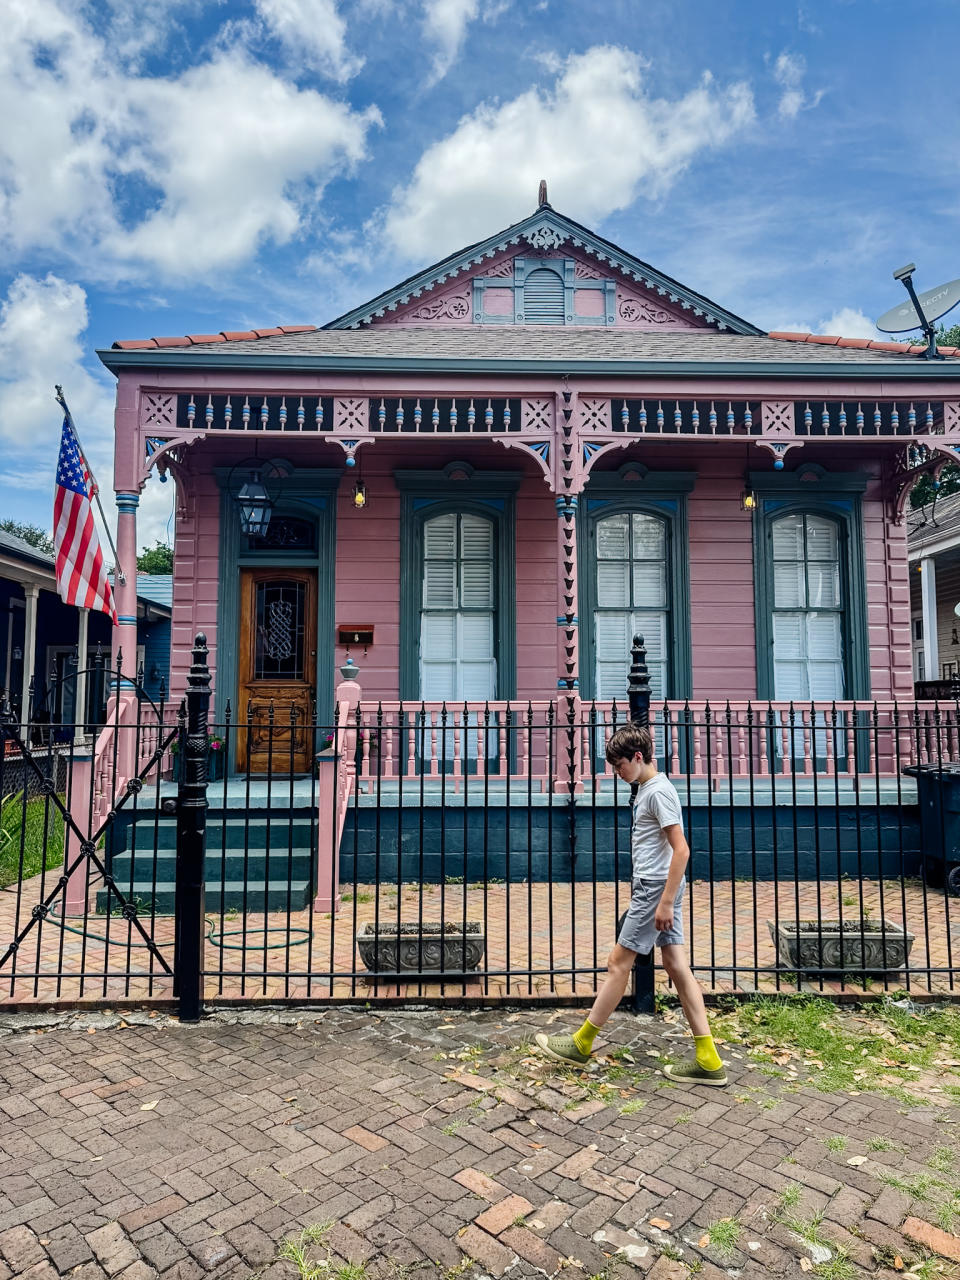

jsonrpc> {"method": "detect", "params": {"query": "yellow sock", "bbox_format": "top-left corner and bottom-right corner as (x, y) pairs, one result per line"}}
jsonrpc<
(572, 1019), (601, 1056)
(694, 1034), (722, 1072)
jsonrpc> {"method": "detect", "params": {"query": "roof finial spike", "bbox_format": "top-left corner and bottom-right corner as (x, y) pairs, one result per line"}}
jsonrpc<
(538, 178), (548, 207)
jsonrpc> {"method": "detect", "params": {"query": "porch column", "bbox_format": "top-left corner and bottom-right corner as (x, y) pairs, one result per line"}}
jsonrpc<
(113, 492), (139, 676)
(113, 492), (139, 783)
(75, 608), (89, 735)
(554, 494), (582, 794)
(20, 584), (39, 728)
(921, 555), (939, 682)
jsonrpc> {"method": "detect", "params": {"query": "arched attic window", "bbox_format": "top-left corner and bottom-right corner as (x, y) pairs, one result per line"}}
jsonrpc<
(524, 267), (565, 324)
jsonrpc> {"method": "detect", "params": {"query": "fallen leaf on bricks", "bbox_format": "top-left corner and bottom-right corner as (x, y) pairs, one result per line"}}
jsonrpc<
(649, 1218), (672, 1230)
(698, 1234), (710, 1248)
(799, 1258), (813, 1272)
(846, 1155), (868, 1166)
(140, 1100), (159, 1111)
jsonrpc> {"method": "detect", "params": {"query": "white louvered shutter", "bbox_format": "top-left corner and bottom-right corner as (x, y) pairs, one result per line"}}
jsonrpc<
(771, 512), (845, 713)
(419, 512), (497, 703)
(524, 268), (565, 325)
(594, 513), (669, 701)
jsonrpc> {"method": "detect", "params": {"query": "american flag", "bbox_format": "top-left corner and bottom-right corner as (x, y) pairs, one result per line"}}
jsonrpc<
(54, 414), (117, 621)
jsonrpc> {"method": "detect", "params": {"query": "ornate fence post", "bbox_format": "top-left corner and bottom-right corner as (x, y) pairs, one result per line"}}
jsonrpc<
(175, 633), (211, 1022)
(628, 633), (655, 1014)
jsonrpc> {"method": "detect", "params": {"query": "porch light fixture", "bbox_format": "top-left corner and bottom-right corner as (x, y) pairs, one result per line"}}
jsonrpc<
(740, 488), (756, 512)
(352, 479), (367, 510)
(236, 468), (273, 537)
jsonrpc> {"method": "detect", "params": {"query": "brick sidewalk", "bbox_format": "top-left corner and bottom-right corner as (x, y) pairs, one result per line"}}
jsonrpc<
(0, 1006), (959, 1280)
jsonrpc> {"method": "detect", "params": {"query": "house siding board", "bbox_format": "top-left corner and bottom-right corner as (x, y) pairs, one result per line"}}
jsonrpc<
(170, 466), (220, 702)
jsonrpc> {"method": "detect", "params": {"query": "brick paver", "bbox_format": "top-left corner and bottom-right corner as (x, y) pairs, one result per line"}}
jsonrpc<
(0, 1005), (958, 1278)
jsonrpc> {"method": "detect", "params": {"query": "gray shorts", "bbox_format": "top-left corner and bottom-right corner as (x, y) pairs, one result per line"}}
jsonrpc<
(617, 878), (686, 955)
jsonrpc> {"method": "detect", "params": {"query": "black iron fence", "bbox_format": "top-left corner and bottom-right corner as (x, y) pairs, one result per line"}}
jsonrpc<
(1, 638), (959, 1013)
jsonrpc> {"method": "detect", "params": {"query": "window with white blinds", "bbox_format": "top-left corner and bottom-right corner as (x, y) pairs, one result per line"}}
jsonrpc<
(419, 512), (497, 700)
(771, 512), (845, 700)
(594, 512), (669, 699)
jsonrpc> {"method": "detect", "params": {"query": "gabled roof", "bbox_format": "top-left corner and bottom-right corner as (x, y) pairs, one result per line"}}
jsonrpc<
(323, 202), (763, 335)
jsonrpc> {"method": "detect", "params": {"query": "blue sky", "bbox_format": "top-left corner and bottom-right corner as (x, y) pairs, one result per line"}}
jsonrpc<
(1, 0), (958, 548)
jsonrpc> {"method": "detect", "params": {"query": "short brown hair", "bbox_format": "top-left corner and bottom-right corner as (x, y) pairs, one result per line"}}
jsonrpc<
(605, 724), (654, 766)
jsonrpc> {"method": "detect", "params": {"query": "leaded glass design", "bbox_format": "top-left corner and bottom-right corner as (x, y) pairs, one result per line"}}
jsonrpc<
(771, 512), (844, 701)
(594, 512), (669, 698)
(254, 580), (306, 680)
(419, 512), (496, 701)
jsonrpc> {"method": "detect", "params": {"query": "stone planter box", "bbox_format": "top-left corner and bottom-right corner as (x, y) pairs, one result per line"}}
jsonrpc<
(356, 921), (485, 976)
(768, 918), (915, 975)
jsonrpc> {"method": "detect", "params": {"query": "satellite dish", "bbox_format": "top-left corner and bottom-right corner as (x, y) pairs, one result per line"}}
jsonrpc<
(876, 270), (960, 333)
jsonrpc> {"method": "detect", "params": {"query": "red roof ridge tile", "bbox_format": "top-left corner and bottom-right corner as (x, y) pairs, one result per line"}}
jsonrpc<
(768, 331), (960, 358)
(112, 324), (317, 350)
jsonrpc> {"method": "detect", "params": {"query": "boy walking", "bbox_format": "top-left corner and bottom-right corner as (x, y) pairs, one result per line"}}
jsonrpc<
(536, 724), (727, 1086)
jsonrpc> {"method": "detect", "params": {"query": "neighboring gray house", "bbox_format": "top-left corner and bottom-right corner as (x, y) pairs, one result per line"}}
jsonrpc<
(0, 527), (172, 726)
(908, 489), (960, 691)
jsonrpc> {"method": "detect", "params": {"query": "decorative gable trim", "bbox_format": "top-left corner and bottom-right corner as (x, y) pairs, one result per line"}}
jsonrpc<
(325, 206), (762, 335)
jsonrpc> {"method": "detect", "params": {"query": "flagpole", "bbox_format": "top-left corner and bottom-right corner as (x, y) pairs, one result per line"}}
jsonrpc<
(54, 386), (126, 585)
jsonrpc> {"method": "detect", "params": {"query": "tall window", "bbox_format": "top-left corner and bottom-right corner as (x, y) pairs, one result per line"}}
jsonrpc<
(594, 512), (669, 698)
(419, 512), (497, 700)
(771, 512), (845, 700)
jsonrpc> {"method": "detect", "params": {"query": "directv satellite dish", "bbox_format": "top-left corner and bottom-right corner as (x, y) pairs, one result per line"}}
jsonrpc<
(875, 263), (960, 359)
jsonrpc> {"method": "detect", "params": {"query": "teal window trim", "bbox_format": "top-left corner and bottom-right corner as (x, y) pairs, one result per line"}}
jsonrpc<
(396, 464), (520, 701)
(750, 467), (869, 701)
(214, 467), (340, 739)
(579, 465), (696, 701)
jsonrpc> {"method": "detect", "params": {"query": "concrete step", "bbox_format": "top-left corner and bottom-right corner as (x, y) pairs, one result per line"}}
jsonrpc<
(95, 877), (313, 915)
(122, 816), (316, 852)
(107, 848), (315, 885)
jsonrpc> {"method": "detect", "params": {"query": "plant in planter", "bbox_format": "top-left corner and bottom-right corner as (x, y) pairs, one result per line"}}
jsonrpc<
(767, 918), (915, 975)
(171, 732), (225, 780)
(356, 920), (485, 979)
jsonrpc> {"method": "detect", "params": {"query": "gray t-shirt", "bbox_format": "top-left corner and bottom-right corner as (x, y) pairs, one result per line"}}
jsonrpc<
(630, 773), (684, 880)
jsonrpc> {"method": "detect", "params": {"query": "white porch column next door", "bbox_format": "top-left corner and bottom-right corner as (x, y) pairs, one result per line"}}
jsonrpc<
(20, 584), (39, 727)
(920, 556), (940, 682)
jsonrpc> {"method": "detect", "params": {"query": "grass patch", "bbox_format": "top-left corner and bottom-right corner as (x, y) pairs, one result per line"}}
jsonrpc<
(878, 1170), (946, 1202)
(929, 1146), (956, 1174)
(866, 1136), (899, 1152)
(711, 995), (960, 1102)
(705, 1217), (740, 1256)
(619, 1097), (647, 1115)
(813, 1250), (856, 1280)
(0, 794), (64, 888)
(776, 1183), (803, 1215)
(823, 1135), (847, 1153)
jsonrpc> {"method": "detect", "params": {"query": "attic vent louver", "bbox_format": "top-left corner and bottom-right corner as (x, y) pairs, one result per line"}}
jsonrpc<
(524, 267), (565, 325)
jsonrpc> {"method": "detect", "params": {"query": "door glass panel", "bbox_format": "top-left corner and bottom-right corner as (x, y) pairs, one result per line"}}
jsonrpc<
(254, 580), (306, 680)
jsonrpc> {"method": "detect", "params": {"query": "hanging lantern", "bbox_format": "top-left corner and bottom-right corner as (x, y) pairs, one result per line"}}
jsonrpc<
(236, 469), (273, 537)
(740, 488), (756, 512)
(353, 480), (367, 510)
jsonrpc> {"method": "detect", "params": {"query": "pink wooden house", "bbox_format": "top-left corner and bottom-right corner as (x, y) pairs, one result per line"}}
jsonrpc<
(98, 193), (960, 792)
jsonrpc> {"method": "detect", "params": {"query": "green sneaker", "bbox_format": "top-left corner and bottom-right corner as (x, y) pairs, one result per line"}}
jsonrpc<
(535, 1032), (591, 1065)
(662, 1059), (728, 1087)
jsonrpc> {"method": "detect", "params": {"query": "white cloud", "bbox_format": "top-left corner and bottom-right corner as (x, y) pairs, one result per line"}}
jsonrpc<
(381, 46), (755, 260)
(818, 307), (877, 339)
(0, 273), (173, 552)
(0, 0), (380, 282)
(254, 0), (363, 81)
(772, 51), (823, 119)
(422, 0), (479, 80)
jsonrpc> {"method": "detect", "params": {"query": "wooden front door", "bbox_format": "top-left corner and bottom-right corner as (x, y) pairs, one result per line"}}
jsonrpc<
(238, 569), (317, 774)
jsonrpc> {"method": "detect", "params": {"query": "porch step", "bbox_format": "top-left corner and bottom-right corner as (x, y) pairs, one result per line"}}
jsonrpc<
(123, 815), (316, 851)
(104, 848), (315, 883)
(95, 878), (313, 915)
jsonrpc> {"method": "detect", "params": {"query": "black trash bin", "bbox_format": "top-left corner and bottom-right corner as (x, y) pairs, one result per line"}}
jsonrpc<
(904, 763), (960, 895)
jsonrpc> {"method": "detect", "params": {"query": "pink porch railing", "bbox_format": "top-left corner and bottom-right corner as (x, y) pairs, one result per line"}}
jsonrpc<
(91, 693), (167, 828)
(355, 698), (960, 790)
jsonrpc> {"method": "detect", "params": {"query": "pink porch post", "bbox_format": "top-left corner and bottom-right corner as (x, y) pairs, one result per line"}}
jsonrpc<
(315, 667), (362, 912)
(112, 490), (140, 782)
(554, 483), (583, 794)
